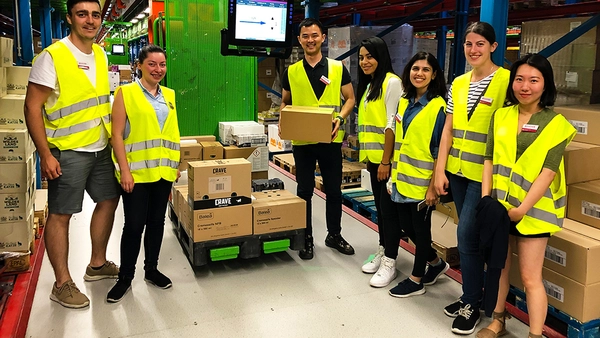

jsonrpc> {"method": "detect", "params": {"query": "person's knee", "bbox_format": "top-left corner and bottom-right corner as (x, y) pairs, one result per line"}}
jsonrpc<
(46, 213), (72, 228)
(521, 270), (543, 290)
(97, 196), (119, 210)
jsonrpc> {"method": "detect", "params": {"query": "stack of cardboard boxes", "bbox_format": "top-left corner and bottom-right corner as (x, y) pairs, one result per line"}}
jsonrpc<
(219, 121), (270, 180)
(508, 104), (600, 322)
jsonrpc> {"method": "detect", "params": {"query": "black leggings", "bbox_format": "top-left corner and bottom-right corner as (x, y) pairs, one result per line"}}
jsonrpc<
(119, 179), (173, 279)
(366, 161), (390, 247)
(381, 197), (438, 277)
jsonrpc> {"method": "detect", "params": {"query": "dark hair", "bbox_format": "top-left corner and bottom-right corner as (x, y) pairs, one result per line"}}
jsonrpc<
(298, 18), (325, 35)
(401, 52), (447, 101)
(67, 0), (101, 16)
(356, 37), (396, 107)
(506, 53), (556, 108)
(138, 45), (167, 64)
(463, 21), (497, 45)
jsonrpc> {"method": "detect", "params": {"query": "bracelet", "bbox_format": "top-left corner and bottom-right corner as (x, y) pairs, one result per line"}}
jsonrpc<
(380, 162), (391, 166)
(336, 115), (345, 125)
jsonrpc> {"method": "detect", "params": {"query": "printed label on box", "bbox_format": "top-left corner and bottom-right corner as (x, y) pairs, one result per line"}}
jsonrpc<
(582, 200), (600, 219)
(545, 245), (567, 267)
(568, 119), (588, 135)
(565, 71), (578, 88)
(208, 177), (231, 194)
(543, 279), (565, 303)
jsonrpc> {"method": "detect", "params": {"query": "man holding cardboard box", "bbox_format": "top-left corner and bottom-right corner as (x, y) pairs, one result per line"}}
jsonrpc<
(23, 0), (120, 309)
(280, 18), (356, 260)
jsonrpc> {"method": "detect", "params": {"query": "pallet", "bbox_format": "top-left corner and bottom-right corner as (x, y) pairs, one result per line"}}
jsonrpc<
(510, 286), (600, 338)
(341, 188), (378, 223)
(174, 219), (305, 267)
(268, 149), (292, 161)
(314, 176), (362, 192)
(272, 153), (296, 175)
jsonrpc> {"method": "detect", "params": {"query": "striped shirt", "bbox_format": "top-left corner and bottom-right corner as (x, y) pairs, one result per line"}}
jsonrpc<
(447, 71), (496, 118)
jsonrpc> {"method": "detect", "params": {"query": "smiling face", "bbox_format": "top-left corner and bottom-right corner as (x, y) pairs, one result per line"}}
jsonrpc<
(410, 59), (435, 93)
(140, 52), (167, 87)
(463, 32), (497, 68)
(512, 64), (545, 107)
(359, 47), (379, 77)
(66, 1), (102, 43)
(298, 24), (325, 57)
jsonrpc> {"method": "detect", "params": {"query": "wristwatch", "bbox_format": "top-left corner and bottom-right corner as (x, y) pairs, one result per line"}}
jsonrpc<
(336, 115), (345, 125)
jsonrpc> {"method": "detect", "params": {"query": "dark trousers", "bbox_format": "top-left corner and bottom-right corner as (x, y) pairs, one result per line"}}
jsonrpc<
(382, 198), (438, 277)
(293, 143), (343, 237)
(367, 161), (389, 246)
(119, 179), (173, 279)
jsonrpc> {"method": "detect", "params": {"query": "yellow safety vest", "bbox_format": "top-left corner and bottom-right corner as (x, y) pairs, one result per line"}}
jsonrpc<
(446, 68), (510, 182)
(113, 83), (181, 184)
(358, 72), (400, 163)
(42, 42), (111, 150)
(491, 105), (576, 235)
(391, 96), (446, 200)
(288, 58), (344, 145)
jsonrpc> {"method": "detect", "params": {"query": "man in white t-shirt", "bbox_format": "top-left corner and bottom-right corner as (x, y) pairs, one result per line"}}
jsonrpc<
(23, 0), (120, 309)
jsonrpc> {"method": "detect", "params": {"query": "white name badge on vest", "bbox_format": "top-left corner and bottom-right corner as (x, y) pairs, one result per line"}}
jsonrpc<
(320, 75), (331, 85)
(78, 62), (90, 70)
(522, 124), (539, 133)
(480, 97), (493, 106)
(395, 113), (402, 123)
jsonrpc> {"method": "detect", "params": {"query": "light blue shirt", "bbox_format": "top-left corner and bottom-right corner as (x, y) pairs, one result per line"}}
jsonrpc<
(124, 80), (169, 139)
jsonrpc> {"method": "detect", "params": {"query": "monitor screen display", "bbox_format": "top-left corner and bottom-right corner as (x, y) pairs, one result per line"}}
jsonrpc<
(228, 0), (292, 48)
(112, 44), (125, 55)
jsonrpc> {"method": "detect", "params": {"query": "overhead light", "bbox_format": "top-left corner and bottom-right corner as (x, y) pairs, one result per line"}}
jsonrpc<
(131, 18), (138, 23)
(144, 7), (150, 14)
(136, 13), (145, 19)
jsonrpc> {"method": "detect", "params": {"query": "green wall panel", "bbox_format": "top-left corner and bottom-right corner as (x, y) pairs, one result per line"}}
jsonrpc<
(165, 0), (257, 137)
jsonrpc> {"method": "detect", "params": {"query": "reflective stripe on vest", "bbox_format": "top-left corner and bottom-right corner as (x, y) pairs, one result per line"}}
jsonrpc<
(114, 82), (181, 184)
(288, 58), (344, 145)
(391, 96), (446, 200)
(446, 68), (510, 182)
(491, 105), (576, 235)
(358, 72), (400, 163)
(42, 42), (111, 150)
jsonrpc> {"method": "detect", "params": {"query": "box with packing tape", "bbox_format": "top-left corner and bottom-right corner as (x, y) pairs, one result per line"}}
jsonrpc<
(6, 66), (30, 95)
(200, 141), (224, 160)
(431, 211), (459, 267)
(0, 94), (26, 129)
(187, 158), (251, 201)
(564, 141), (600, 185)
(0, 208), (33, 252)
(554, 105), (600, 146)
(1, 181), (35, 224)
(279, 106), (335, 143)
(1, 251), (31, 273)
(0, 129), (35, 162)
(223, 145), (269, 172)
(251, 190), (306, 234)
(0, 155), (35, 194)
(567, 180), (600, 230)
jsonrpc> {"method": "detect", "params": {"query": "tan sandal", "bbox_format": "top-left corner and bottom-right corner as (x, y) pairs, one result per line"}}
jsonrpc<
(476, 310), (511, 338)
(528, 334), (543, 338)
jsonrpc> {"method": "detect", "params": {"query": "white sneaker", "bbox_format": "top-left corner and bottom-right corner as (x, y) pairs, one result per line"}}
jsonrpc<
(362, 245), (385, 274)
(369, 256), (397, 288)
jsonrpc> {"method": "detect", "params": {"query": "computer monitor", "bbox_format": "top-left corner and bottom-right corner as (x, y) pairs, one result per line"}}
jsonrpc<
(111, 44), (125, 55)
(227, 0), (293, 48)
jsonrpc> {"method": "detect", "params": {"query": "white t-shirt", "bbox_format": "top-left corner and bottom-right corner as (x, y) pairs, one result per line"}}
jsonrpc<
(29, 37), (109, 152)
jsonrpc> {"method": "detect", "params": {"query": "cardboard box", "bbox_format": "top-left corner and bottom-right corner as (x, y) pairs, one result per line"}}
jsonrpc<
(184, 203), (252, 242)
(200, 141), (223, 160)
(267, 124), (292, 151)
(347, 134), (359, 149)
(510, 253), (600, 323)
(532, 218), (600, 285)
(0, 67), (7, 97)
(233, 133), (268, 148)
(564, 141), (600, 184)
(252, 192), (306, 234)
(431, 211), (459, 267)
(258, 57), (278, 80)
(34, 189), (48, 227)
(0, 155), (34, 193)
(6, 66), (30, 95)
(173, 185), (188, 218)
(252, 189), (296, 201)
(1, 251), (30, 272)
(180, 135), (216, 144)
(435, 202), (459, 225)
(0, 128), (35, 162)
(218, 121), (264, 145)
(0, 181), (35, 224)
(554, 105), (600, 145)
(567, 180), (600, 230)
(251, 171), (268, 180)
(223, 145), (269, 172)
(0, 37), (13, 67)
(0, 94), (26, 129)
(180, 143), (203, 160)
(187, 158), (252, 201)
(280, 106), (335, 143)
(0, 209), (32, 251)
(341, 146), (359, 161)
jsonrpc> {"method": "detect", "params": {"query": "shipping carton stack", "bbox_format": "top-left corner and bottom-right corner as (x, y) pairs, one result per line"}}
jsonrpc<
(219, 121), (269, 178)
(257, 58), (282, 112)
(251, 189), (306, 235)
(178, 135), (216, 172)
(0, 125), (37, 273)
(267, 124), (292, 153)
(0, 37), (14, 98)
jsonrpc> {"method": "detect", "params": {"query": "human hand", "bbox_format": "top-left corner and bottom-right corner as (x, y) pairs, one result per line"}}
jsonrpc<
(40, 154), (62, 180)
(377, 163), (391, 181)
(331, 118), (341, 140)
(120, 171), (135, 193)
(425, 186), (439, 206)
(176, 169), (181, 182)
(434, 172), (449, 197)
(508, 207), (525, 222)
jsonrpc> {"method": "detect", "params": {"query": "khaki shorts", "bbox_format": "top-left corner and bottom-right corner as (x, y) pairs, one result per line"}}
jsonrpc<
(48, 146), (120, 215)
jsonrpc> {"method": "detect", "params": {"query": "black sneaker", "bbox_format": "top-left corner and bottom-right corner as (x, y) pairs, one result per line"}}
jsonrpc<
(298, 235), (314, 260)
(107, 277), (132, 303)
(451, 304), (481, 335)
(422, 259), (450, 286)
(389, 278), (425, 298)
(444, 299), (465, 317)
(325, 233), (355, 255)
(145, 269), (172, 289)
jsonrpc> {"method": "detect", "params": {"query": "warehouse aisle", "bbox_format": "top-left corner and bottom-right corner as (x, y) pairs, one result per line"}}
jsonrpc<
(26, 166), (532, 338)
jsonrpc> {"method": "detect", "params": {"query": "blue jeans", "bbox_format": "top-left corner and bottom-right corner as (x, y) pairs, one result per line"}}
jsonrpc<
(449, 173), (484, 308)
